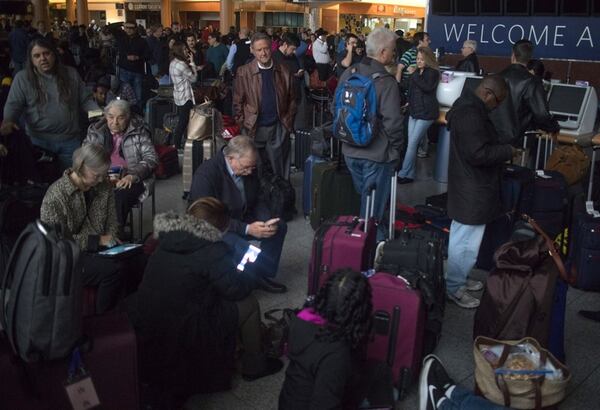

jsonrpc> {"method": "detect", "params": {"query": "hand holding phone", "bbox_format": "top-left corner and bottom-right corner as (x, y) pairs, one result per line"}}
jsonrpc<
(265, 218), (280, 227)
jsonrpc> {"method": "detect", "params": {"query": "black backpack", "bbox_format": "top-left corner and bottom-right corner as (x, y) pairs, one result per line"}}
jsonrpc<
(260, 173), (297, 222)
(1, 221), (82, 362)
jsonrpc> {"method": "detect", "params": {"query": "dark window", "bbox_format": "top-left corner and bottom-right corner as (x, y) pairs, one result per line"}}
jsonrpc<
(432, 0), (454, 14)
(563, 0), (591, 15)
(594, 0), (600, 15)
(533, 0), (557, 15)
(479, 0), (502, 14)
(505, 0), (530, 15)
(456, 0), (478, 14)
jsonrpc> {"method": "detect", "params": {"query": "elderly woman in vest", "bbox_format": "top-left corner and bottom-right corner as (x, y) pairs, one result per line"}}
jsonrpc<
(84, 99), (157, 229)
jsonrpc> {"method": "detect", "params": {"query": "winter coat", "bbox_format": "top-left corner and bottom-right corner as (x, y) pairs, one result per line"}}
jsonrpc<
(455, 52), (480, 74)
(84, 114), (158, 189)
(446, 90), (513, 225)
(408, 67), (440, 121)
(126, 212), (255, 396)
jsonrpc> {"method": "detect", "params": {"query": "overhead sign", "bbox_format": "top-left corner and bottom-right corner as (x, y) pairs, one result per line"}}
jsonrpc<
(427, 15), (600, 61)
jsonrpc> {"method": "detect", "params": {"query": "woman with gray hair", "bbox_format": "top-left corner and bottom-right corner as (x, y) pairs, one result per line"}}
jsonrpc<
(455, 40), (480, 74)
(40, 143), (123, 313)
(84, 98), (158, 230)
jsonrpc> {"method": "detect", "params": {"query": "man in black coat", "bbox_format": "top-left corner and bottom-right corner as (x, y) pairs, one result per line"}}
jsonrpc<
(455, 39), (479, 74)
(490, 39), (559, 145)
(445, 76), (518, 309)
(189, 136), (288, 293)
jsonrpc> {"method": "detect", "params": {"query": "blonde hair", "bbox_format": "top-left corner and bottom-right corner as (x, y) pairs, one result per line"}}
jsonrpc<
(417, 47), (439, 70)
(73, 143), (110, 176)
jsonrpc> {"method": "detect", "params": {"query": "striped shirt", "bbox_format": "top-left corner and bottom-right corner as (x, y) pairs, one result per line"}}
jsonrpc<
(169, 58), (196, 106)
(399, 47), (418, 83)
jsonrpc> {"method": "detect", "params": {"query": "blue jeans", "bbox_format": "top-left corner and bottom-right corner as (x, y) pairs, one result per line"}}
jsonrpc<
(223, 221), (288, 279)
(344, 156), (393, 241)
(439, 386), (508, 410)
(398, 117), (434, 179)
(118, 68), (143, 109)
(30, 137), (81, 171)
(446, 220), (486, 295)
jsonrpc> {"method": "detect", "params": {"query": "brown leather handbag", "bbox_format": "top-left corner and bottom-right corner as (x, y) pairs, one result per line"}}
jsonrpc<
(545, 144), (590, 185)
(473, 216), (574, 348)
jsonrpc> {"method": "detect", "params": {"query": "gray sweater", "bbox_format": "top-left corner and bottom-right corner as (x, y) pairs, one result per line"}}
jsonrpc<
(3, 66), (99, 141)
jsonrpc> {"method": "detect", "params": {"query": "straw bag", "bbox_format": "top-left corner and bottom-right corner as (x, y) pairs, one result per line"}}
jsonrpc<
(474, 336), (570, 409)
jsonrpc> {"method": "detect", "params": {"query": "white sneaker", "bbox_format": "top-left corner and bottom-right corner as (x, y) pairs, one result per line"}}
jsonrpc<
(466, 279), (483, 292)
(447, 287), (480, 309)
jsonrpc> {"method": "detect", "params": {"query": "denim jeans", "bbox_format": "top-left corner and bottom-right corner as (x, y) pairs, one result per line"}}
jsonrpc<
(446, 220), (486, 295)
(118, 68), (143, 109)
(30, 137), (81, 171)
(223, 221), (288, 279)
(398, 117), (434, 179)
(439, 386), (508, 410)
(344, 156), (393, 241)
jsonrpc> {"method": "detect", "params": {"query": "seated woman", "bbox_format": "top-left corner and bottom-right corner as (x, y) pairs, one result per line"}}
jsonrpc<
(127, 197), (283, 406)
(84, 99), (157, 231)
(40, 143), (123, 313)
(279, 269), (395, 409)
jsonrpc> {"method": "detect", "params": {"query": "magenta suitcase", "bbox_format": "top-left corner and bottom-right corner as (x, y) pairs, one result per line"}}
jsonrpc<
(0, 311), (139, 410)
(367, 273), (425, 400)
(307, 215), (376, 295)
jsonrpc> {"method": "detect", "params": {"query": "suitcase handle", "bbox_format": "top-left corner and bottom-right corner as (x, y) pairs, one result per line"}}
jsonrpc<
(389, 174), (398, 240)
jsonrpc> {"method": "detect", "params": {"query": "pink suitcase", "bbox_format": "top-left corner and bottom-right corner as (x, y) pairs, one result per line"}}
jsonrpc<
(0, 311), (139, 410)
(367, 272), (425, 400)
(307, 192), (377, 296)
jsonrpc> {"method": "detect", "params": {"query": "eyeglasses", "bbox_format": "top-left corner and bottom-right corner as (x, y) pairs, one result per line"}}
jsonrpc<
(485, 87), (502, 105)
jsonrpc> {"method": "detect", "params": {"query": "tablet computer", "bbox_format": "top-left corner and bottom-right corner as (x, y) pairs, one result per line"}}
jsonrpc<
(237, 244), (261, 272)
(97, 243), (143, 258)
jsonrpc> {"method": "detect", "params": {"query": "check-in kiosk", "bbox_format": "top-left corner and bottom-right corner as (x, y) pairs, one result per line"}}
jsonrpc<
(547, 83), (598, 137)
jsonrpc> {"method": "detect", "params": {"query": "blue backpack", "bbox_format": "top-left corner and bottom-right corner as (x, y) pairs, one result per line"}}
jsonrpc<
(333, 69), (381, 147)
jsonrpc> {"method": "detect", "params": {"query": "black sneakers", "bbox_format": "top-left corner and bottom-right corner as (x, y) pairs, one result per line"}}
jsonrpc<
(419, 354), (455, 410)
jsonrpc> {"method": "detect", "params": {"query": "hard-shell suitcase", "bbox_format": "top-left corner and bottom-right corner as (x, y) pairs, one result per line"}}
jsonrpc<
(0, 311), (139, 410)
(302, 155), (326, 217)
(145, 97), (176, 143)
(310, 160), (361, 230)
(307, 194), (377, 296)
(292, 129), (312, 171)
(154, 144), (179, 179)
(569, 137), (600, 290)
(367, 272), (425, 400)
(182, 139), (214, 198)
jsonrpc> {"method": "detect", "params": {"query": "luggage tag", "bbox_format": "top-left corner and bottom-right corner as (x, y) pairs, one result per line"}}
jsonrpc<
(64, 348), (101, 410)
(535, 170), (551, 179)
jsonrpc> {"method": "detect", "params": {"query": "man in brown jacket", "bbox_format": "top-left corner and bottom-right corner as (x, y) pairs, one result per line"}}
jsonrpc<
(233, 32), (297, 179)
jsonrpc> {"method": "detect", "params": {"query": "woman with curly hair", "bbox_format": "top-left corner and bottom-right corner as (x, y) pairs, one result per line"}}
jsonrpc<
(279, 269), (394, 409)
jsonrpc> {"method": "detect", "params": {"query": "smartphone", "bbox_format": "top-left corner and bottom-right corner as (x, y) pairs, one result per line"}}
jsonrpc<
(237, 245), (261, 271)
(265, 218), (280, 227)
(97, 243), (142, 257)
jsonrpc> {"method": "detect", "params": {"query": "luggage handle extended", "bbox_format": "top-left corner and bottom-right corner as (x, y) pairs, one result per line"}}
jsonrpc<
(586, 137), (600, 216)
(389, 174), (398, 240)
(364, 188), (376, 233)
(522, 130), (554, 169)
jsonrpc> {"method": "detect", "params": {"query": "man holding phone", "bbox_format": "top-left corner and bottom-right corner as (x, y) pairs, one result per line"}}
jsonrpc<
(189, 136), (288, 293)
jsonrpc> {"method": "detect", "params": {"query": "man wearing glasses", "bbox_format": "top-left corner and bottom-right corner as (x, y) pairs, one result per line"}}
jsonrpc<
(455, 40), (480, 74)
(444, 76), (520, 309)
(110, 22), (149, 109)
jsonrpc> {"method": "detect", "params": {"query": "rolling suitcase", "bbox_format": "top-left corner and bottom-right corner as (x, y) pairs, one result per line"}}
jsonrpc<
(182, 139), (215, 199)
(302, 155), (326, 217)
(0, 311), (139, 410)
(568, 137), (600, 290)
(145, 97), (176, 143)
(292, 129), (312, 171)
(153, 144), (179, 179)
(307, 192), (377, 296)
(310, 160), (361, 230)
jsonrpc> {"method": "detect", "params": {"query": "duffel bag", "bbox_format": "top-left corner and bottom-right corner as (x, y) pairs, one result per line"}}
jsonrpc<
(545, 144), (590, 185)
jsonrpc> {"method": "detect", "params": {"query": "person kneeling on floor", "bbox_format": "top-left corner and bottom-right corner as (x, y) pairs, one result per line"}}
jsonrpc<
(189, 135), (288, 293)
(40, 143), (123, 313)
(445, 75), (518, 309)
(279, 269), (395, 409)
(126, 198), (283, 406)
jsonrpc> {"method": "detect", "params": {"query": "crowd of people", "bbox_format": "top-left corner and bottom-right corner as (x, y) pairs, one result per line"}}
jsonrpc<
(0, 15), (596, 410)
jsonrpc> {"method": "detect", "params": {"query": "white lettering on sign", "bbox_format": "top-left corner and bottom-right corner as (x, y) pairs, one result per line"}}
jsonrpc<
(508, 25), (525, 44)
(529, 25), (549, 46)
(577, 26), (594, 47)
(444, 24), (464, 42)
(467, 24), (476, 39)
(553, 25), (566, 46)
(479, 24), (489, 44)
(491, 24), (506, 44)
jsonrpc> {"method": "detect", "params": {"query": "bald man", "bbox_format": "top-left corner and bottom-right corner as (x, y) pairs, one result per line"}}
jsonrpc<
(444, 76), (520, 309)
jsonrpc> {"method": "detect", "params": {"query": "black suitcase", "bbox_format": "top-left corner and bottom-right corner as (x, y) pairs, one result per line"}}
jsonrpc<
(292, 130), (312, 171)
(145, 97), (176, 143)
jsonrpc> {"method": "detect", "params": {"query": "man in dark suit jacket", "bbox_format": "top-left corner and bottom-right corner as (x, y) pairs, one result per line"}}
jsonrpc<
(189, 136), (288, 293)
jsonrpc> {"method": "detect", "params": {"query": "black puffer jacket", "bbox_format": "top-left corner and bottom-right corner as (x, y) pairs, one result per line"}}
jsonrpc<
(490, 64), (559, 144)
(408, 67), (440, 121)
(446, 91), (513, 225)
(455, 52), (480, 74)
(126, 212), (254, 397)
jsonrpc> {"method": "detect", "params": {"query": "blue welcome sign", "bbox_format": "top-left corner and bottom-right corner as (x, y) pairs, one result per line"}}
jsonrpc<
(427, 15), (599, 61)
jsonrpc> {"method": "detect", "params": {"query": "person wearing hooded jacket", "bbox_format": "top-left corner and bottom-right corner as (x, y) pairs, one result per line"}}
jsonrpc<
(445, 76), (519, 309)
(127, 197), (283, 407)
